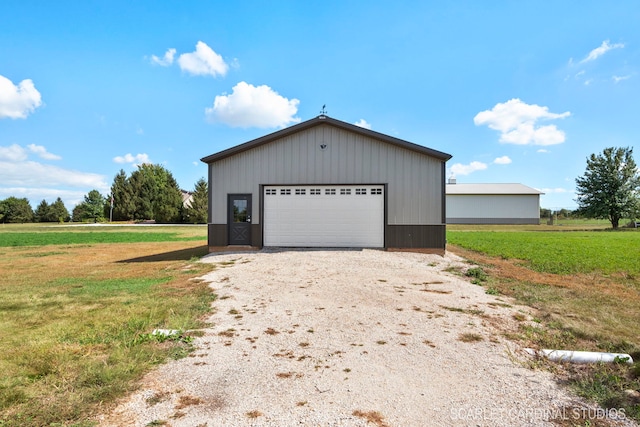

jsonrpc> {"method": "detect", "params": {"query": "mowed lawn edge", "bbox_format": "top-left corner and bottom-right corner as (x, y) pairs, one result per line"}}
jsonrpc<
(0, 225), (217, 427)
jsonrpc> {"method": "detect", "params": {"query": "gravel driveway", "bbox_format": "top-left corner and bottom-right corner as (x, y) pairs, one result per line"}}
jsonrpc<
(98, 249), (625, 427)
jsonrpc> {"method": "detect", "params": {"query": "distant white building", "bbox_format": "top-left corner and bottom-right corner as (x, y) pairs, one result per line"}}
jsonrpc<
(181, 190), (193, 208)
(446, 180), (543, 224)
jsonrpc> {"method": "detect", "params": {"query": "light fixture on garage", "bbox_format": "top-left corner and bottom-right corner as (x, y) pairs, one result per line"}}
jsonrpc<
(320, 143), (328, 151)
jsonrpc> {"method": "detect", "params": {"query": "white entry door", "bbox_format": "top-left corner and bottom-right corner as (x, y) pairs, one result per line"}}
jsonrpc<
(263, 185), (384, 247)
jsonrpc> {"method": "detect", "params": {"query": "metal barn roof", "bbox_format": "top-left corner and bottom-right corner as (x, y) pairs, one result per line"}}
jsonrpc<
(446, 183), (544, 195)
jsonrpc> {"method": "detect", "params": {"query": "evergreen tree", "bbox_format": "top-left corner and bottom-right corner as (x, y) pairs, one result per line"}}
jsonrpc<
(129, 166), (156, 220)
(110, 169), (135, 221)
(49, 197), (70, 222)
(0, 197), (34, 223)
(72, 190), (106, 222)
(84, 190), (106, 221)
(34, 199), (50, 222)
(183, 178), (208, 223)
(128, 164), (183, 223)
(72, 203), (88, 222)
(107, 164), (184, 223)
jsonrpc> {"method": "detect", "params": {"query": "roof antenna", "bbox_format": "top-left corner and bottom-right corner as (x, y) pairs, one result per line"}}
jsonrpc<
(320, 104), (327, 116)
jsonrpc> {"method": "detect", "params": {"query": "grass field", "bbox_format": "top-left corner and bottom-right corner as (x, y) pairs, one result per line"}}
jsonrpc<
(447, 229), (640, 276)
(0, 224), (215, 427)
(447, 225), (640, 422)
(0, 231), (204, 247)
(2, 223), (639, 425)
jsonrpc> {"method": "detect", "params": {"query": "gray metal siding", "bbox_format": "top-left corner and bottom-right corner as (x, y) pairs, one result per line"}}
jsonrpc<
(209, 124), (444, 226)
(446, 194), (540, 223)
(386, 225), (446, 249)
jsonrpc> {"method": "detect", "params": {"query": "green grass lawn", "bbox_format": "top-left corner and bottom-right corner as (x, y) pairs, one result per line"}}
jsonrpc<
(0, 230), (204, 247)
(447, 229), (640, 276)
(0, 224), (215, 427)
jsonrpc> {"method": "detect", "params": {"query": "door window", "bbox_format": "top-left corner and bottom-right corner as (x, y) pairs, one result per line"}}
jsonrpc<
(233, 200), (248, 222)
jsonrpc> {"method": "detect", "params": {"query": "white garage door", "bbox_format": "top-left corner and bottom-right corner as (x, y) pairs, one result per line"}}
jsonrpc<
(263, 185), (384, 247)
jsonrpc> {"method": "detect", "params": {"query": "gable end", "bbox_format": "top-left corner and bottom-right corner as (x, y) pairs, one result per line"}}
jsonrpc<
(201, 115), (452, 163)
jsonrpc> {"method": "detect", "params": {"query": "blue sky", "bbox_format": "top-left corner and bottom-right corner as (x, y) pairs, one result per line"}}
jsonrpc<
(1, 1), (638, 211)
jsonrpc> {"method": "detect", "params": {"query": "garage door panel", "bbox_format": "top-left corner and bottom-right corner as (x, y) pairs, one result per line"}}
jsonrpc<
(264, 185), (384, 247)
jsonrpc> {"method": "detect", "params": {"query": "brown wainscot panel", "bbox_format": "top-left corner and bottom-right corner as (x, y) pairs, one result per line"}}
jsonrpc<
(208, 224), (263, 251)
(385, 225), (446, 253)
(208, 224), (227, 247)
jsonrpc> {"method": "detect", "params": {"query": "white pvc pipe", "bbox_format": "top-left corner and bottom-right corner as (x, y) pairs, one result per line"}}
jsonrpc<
(152, 329), (180, 336)
(525, 348), (634, 364)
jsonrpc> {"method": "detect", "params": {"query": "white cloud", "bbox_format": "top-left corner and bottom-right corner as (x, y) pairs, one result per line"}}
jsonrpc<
(27, 144), (61, 160)
(537, 149), (549, 153)
(0, 74), (43, 119)
(206, 81), (300, 128)
(150, 48), (176, 66)
(354, 119), (372, 129)
(613, 75), (631, 83)
(0, 144), (28, 162)
(1, 143), (60, 161)
(113, 153), (150, 165)
(178, 41), (228, 77)
(581, 40), (624, 63)
(493, 156), (512, 165)
(0, 161), (107, 190)
(0, 143), (108, 208)
(450, 161), (488, 176)
(474, 99), (570, 146)
(540, 187), (569, 194)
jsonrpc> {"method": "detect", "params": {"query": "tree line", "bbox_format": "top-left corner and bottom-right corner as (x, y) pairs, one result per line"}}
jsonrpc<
(2, 148), (638, 228)
(539, 208), (578, 220)
(0, 164), (208, 224)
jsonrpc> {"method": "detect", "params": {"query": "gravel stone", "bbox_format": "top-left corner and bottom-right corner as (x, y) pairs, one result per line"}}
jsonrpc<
(97, 249), (636, 427)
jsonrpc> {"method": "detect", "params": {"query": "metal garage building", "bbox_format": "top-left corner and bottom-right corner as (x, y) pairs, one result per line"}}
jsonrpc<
(446, 181), (543, 224)
(201, 115), (452, 252)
